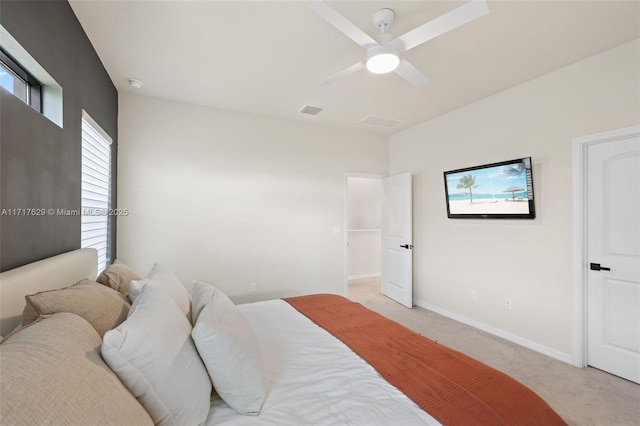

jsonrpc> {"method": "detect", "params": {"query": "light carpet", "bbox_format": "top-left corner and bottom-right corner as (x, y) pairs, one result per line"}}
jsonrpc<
(348, 278), (640, 426)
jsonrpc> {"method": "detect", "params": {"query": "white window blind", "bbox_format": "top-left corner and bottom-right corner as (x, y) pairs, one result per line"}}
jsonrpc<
(81, 111), (112, 272)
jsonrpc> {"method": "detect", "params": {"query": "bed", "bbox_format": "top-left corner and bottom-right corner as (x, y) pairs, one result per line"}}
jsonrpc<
(0, 248), (566, 425)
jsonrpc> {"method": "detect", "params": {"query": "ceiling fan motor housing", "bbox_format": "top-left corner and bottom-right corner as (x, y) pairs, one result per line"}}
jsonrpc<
(367, 39), (399, 60)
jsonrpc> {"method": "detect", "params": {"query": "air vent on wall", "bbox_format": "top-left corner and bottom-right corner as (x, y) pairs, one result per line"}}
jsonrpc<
(300, 105), (324, 115)
(359, 115), (403, 128)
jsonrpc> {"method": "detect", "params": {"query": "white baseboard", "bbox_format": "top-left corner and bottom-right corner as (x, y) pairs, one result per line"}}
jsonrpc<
(348, 273), (381, 280)
(414, 298), (573, 365)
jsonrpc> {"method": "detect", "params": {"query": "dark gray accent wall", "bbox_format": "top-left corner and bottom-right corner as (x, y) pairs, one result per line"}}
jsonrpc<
(0, 0), (117, 271)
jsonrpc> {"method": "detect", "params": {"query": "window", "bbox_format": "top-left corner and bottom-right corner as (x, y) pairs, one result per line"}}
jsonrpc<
(0, 48), (41, 111)
(81, 111), (112, 272)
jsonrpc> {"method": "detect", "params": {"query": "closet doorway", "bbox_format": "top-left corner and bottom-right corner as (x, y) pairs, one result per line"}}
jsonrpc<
(344, 174), (384, 299)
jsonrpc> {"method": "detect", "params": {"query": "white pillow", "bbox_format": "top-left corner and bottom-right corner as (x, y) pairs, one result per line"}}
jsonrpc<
(128, 263), (190, 317)
(191, 281), (267, 415)
(190, 279), (216, 326)
(102, 285), (212, 426)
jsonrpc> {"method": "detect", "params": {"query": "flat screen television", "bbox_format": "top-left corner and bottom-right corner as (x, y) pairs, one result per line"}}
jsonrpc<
(443, 157), (536, 219)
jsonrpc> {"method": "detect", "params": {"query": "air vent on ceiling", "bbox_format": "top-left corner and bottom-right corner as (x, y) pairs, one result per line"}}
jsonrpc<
(359, 115), (403, 128)
(300, 105), (324, 115)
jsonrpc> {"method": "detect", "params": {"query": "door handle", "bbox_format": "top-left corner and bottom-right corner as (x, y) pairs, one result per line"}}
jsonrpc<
(590, 263), (611, 271)
(400, 244), (413, 249)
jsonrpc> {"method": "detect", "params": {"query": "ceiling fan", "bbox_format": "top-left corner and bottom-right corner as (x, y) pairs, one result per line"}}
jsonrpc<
(310, 0), (489, 88)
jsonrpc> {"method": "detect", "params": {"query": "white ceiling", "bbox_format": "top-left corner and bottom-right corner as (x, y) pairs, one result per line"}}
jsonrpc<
(69, 0), (640, 134)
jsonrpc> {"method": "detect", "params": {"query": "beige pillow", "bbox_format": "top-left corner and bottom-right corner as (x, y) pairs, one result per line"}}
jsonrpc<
(97, 259), (141, 296)
(0, 313), (153, 426)
(22, 279), (130, 337)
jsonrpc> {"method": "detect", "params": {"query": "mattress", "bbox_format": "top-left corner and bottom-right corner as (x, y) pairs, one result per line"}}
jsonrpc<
(206, 299), (440, 425)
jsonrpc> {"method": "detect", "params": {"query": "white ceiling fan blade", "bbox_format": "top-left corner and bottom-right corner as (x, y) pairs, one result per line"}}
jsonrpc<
(310, 1), (378, 49)
(393, 0), (489, 52)
(319, 61), (366, 86)
(394, 59), (429, 88)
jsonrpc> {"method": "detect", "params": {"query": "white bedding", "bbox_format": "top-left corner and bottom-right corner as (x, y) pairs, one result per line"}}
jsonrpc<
(206, 299), (440, 426)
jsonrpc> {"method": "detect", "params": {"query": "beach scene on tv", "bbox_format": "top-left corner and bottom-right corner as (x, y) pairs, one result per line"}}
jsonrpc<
(445, 160), (532, 215)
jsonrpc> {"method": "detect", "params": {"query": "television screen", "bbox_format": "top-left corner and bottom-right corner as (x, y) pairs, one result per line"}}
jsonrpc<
(443, 157), (536, 219)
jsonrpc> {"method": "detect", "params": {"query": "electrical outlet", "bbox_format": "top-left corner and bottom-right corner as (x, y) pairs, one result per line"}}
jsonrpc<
(250, 282), (257, 292)
(505, 298), (512, 310)
(471, 291), (477, 301)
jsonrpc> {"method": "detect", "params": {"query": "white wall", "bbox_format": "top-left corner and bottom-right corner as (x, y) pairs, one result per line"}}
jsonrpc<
(117, 93), (387, 301)
(348, 231), (381, 279)
(348, 177), (382, 229)
(389, 39), (640, 359)
(348, 177), (383, 279)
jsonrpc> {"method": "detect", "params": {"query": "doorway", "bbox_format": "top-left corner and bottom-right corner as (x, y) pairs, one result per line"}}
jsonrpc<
(344, 174), (384, 299)
(572, 125), (640, 384)
(344, 172), (414, 308)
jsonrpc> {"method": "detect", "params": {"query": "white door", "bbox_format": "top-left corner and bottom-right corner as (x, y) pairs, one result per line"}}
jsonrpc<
(381, 173), (413, 308)
(587, 131), (640, 384)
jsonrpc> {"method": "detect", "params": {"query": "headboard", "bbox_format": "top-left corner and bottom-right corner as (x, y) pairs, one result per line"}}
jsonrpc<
(0, 248), (98, 336)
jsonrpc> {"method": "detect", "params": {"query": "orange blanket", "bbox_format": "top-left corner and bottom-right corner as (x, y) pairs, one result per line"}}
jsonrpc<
(284, 294), (566, 426)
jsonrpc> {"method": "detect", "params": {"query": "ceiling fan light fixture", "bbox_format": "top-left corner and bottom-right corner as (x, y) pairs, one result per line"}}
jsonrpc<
(366, 45), (399, 74)
(366, 53), (399, 74)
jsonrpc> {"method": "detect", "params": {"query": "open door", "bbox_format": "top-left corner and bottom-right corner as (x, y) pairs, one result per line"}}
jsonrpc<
(381, 173), (413, 308)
